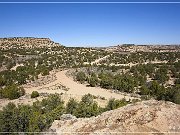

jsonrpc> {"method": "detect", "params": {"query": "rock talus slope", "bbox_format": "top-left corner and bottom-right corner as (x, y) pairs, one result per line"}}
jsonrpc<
(49, 100), (180, 135)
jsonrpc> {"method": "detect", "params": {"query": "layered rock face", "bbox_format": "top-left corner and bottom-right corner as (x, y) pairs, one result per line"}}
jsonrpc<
(49, 100), (180, 135)
(0, 37), (61, 49)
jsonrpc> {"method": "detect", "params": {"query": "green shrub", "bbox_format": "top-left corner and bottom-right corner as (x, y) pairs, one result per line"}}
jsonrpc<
(1, 84), (25, 100)
(41, 94), (64, 113)
(173, 90), (180, 104)
(31, 91), (39, 98)
(139, 85), (150, 95)
(106, 98), (128, 111)
(100, 77), (113, 89)
(66, 98), (78, 115)
(42, 69), (49, 76)
(88, 76), (98, 87)
(66, 94), (101, 118)
(76, 71), (86, 83)
(172, 85), (180, 104)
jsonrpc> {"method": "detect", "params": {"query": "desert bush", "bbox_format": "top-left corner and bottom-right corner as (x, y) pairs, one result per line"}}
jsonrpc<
(66, 98), (78, 115)
(76, 71), (86, 83)
(1, 84), (25, 100)
(106, 98), (128, 111)
(88, 76), (98, 87)
(31, 91), (39, 98)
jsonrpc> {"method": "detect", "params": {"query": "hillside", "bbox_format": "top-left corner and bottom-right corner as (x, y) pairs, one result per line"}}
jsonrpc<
(0, 37), (61, 49)
(49, 100), (180, 134)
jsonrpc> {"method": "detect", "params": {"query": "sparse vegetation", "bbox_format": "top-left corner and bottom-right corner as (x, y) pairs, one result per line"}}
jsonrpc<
(1, 38), (180, 133)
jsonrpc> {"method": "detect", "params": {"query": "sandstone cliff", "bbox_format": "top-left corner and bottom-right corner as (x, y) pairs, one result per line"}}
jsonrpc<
(49, 100), (180, 135)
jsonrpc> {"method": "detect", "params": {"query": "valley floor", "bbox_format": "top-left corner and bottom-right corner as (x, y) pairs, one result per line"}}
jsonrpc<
(1, 55), (176, 109)
(0, 69), (137, 109)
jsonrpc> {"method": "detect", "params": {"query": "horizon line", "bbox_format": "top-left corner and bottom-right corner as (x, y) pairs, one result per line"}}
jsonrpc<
(1, 37), (180, 46)
(0, 1), (180, 4)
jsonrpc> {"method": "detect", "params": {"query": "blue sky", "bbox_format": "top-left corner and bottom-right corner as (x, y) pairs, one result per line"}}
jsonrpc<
(0, 0), (180, 47)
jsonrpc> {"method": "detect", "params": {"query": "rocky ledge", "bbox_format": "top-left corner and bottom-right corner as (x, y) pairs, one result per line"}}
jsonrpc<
(48, 100), (180, 135)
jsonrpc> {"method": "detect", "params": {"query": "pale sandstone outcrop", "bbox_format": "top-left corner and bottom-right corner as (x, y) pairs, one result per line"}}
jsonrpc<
(49, 100), (180, 135)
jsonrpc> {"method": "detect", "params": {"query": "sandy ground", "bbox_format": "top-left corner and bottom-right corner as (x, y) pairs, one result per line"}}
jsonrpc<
(10, 63), (24, 71)
(0, 69), (135, 109)
(0, 95), (45, 109)
(56, 70), (132, 99)
(25, 70), (135, 100)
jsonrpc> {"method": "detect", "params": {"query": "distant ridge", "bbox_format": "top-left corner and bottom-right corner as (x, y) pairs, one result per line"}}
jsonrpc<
(0, 37), (61, 49)
(105, 44), (180, 53)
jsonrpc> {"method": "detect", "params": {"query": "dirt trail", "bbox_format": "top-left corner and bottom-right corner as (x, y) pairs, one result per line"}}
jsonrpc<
(113, 60), (168, 67)
(91, 55), (110, 65)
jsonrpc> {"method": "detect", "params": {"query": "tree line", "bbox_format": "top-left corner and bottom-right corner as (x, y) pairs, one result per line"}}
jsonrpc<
(75, 63), (180, 104)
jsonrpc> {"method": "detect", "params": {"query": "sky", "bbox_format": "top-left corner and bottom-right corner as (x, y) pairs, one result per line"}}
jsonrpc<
(0, 0), (180, 47)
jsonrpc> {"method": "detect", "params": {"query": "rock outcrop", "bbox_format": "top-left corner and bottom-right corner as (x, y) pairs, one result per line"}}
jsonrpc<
(49, 100), (180, 134)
